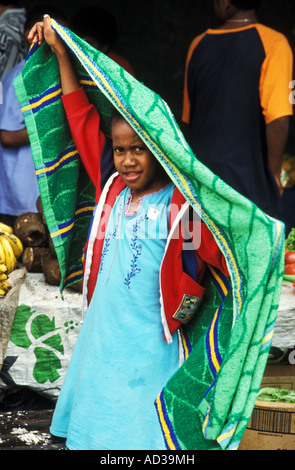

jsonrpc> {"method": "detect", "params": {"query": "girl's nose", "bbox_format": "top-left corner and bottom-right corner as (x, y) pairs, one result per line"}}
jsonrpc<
(123, 150), (136, 165)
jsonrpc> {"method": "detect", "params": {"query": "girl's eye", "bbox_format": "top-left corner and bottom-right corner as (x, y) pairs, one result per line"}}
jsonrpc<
(113, 146), (146, 155)
(134, 146), (145, 153)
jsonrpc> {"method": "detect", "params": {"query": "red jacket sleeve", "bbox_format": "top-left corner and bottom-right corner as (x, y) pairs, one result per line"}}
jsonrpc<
(61, 87), (106, 189)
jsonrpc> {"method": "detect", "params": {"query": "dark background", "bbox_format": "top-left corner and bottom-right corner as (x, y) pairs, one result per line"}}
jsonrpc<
(21, 0), (295, 143)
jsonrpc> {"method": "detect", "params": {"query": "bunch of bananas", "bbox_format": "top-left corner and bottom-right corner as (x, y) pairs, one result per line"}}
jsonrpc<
(0, 222), (23, 296)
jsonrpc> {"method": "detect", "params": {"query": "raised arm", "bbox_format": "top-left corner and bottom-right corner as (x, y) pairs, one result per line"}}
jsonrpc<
(28, 15), (110, 193)
(28, 14), (80, 96)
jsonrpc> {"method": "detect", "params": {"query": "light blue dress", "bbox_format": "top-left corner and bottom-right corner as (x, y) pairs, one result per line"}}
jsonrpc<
(50, 183), (180, 450)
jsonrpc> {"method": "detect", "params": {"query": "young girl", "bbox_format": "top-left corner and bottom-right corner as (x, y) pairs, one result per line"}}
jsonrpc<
(28, 16), (229, 450)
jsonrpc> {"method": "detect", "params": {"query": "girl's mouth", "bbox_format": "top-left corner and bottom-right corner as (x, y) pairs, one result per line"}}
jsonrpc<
(123, 172), (142, 182)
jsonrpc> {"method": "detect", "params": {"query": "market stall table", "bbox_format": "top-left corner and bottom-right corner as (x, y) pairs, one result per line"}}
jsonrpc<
(0, 273), (295, 450)
(1, 275), (295, 399)
(269, 280), (295, 361)
(0, 271), (82, 401)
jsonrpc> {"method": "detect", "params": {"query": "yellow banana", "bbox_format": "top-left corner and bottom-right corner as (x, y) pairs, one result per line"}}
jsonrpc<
(0, 236), (16, 274)
(0, 263), (7, 273)
(0, 241), (5, 264)
(0, 288), (6, 296)
(0, 280), (11, 291)
(0, 273), (7, 280)
(0, 232), (23, 259)
(0, 222), (13, 234)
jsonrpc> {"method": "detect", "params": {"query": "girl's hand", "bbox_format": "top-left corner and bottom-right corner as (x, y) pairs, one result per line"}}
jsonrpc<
(28, 14), (80, 95)
(27, 14), (66, 56)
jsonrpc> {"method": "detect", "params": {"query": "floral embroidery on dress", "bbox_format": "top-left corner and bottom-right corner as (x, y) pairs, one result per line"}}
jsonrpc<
(99, 238), (111, 275)
(99, 200), (123, 275)
(124, 213), (148, 289)
(99, 184), (173, 287)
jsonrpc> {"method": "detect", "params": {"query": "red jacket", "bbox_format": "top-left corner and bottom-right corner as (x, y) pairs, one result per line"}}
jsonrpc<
(62, 88), (229, 343)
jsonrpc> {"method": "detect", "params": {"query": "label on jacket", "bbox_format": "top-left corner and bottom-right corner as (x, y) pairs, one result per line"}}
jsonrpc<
(173, 294), (202, 324)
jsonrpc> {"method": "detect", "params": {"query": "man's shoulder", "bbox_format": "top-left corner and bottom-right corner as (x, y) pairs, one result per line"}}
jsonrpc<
(186, 30), (209, 63)
(255, 23), (291, 51)
(1, 60), (25, 95)
(188, 31), (209, 50)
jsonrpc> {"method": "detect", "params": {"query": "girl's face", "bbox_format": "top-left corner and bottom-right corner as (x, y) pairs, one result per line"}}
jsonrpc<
(112, 119), (169, 201)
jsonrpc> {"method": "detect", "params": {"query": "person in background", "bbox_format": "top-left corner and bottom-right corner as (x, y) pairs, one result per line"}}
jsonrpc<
(182, 0), (293, 218)
(70, 5), (134, 76)
(0, 4), (68, 227)
(0, 1), (27, 80)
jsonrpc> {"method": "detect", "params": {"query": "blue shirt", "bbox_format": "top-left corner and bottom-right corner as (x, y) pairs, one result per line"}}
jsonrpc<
(0, 60), (39, 215)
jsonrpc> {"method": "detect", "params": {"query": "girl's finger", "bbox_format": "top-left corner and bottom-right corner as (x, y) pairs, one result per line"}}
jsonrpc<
(28, 22), (44, 45)
(27, 23), (37, 40)
(35, 23), (44, 45)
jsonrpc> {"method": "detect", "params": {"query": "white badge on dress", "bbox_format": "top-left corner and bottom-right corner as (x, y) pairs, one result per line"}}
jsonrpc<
(147, 207), (160, 221)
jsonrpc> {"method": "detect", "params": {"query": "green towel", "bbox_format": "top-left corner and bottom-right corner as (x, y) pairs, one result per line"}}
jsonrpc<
(14, 19), (284, 450)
